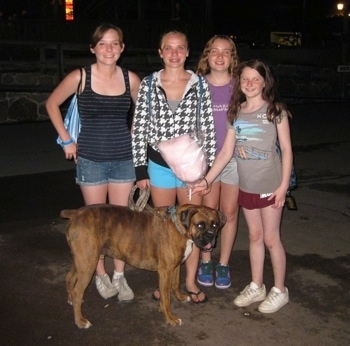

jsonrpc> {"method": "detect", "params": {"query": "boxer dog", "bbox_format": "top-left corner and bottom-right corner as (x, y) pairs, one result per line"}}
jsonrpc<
(61, 203), (226, 329)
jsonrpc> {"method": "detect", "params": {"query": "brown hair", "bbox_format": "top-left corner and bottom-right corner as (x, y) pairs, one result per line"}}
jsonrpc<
(227, 59), (291, 124)
(90, 23), (124, 49)
(196, 35), (239, 77)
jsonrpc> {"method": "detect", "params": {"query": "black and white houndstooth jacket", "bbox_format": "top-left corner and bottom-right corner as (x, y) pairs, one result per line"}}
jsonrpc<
(131, 70), (216, 181)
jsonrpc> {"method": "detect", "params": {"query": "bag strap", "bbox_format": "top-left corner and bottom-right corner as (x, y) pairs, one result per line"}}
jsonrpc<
(77, 67), (83, 96)
(196, 76), (203, 130)
(147, 73), (153, 117)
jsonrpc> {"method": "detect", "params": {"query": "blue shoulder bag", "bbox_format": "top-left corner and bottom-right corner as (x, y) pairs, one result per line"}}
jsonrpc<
(57, 68), (83, 147)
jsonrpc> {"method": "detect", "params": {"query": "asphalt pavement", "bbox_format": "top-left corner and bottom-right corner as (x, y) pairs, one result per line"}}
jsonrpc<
(0, 100), (349, 345)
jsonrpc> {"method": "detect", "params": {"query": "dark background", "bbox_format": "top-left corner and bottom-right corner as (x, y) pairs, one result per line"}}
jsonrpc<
(0, 0), (346, 47)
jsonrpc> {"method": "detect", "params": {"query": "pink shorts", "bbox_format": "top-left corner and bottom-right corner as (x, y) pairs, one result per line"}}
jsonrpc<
(238, 190), (275, 210)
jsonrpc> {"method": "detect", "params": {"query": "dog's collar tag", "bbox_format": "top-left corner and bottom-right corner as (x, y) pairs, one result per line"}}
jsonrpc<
(167, 205), (184, 236)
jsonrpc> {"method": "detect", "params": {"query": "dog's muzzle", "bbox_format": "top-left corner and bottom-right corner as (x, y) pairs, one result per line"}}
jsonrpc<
(192, 229), (217, 252)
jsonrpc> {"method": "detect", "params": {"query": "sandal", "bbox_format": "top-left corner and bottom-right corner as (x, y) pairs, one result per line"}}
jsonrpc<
(185, 288), (208, 304)
(151, 287), (160, 301)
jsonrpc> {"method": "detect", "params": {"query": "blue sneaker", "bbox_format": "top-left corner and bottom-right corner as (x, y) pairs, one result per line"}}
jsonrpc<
(215, 264), (231, 289)
(197, 261), (214, 286)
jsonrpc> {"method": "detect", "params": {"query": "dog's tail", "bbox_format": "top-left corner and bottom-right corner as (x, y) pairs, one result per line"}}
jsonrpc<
(60, 209), (77, 219)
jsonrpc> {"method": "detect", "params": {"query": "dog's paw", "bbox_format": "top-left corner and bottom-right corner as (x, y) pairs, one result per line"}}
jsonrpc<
(76, 318), (92, 329)
(166, 316), (183, 326)
(68, 299), (84, 305)
(83, 320), (92, 329)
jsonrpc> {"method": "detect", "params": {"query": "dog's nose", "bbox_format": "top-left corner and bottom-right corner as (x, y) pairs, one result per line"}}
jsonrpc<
(202, 230), (215, 244)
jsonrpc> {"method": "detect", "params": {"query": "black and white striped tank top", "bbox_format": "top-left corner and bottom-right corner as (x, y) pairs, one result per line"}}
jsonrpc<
(77, 66), (133, 162)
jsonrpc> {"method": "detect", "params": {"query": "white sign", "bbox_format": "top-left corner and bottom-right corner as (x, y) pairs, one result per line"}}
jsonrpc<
(337, 65), (350, 73)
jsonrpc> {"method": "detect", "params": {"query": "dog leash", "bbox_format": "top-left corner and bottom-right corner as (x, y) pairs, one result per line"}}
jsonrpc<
(166, 205), (185, 236)
(128, 187), (185, 236)
(128, 185), (151, 211)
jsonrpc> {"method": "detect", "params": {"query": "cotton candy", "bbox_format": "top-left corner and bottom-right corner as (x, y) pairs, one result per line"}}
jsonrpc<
(158, 133), (207, 184)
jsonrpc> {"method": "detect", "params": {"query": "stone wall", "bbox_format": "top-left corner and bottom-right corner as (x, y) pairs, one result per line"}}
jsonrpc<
(0, 71), (57, 123)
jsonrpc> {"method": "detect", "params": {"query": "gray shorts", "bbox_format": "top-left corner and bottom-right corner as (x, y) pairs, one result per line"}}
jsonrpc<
(213, 157), (239, 185)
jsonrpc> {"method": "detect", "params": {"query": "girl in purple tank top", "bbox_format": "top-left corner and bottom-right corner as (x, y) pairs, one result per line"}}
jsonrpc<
(196, 35), (239, 290)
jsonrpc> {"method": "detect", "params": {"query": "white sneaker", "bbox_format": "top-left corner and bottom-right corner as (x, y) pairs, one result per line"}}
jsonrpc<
(112, 275), (134, 302)
(95, 274), (118, 299)
(258, 287), (289, 313)
(233, 282), (266, 307)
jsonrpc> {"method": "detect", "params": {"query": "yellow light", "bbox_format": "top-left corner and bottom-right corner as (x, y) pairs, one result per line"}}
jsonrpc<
(65, 0), (74, 21)
(337, 3), (344, 11)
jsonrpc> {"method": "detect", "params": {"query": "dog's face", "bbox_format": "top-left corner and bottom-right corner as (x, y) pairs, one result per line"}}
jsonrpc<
(178, 204), (226, 251)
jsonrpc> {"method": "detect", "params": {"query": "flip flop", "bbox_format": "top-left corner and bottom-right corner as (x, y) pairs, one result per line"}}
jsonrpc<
(151, 287), (160, 301)
(185, 288), (208, 304)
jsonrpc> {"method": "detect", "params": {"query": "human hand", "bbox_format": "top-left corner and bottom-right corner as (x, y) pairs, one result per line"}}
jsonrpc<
(189, 178), (209, 196)
(237, 146), (247, 159)
(63, 142), (77, 162)
(268, 187), (287, 209)
(136, 179), (150, 190)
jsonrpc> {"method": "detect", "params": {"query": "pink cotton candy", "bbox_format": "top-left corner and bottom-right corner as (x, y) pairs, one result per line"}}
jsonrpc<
(158, 133), (207, 184)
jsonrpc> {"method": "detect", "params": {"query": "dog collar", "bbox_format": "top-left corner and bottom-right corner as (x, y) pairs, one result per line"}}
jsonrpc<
(167, 205), (184, 236)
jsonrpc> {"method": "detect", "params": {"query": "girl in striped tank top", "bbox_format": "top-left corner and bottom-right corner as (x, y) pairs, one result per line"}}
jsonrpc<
(46, 23), (141, 301)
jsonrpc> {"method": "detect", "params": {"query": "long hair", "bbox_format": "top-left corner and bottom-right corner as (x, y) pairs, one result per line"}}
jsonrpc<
(227, 59), (291, 124)
(196, 35), (238, 77)
(90, 23), (124, 48)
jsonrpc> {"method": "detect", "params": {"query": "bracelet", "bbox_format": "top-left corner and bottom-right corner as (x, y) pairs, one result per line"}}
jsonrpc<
(62, 138), (73, 146)
(203, 177), (209, 189)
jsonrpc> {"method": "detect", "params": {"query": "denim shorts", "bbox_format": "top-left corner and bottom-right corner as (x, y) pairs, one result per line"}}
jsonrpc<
(213, 157), (239, 185)
(148, 159), (185, 188)
(76, 156), (136, 186)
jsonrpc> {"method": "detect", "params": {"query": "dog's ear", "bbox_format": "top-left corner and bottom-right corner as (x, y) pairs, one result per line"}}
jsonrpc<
(180, 207), (198, 230)
(218, 210), (227, 228)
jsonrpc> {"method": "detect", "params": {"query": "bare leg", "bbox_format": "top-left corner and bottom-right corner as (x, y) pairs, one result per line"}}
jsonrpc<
(242, 207), (265, 287)
(201, 181), (220, 263)
(80, 184), (109, 276)
(80, 182), (134, 275)
(178, 187), (206, 302)
(260, 206), (286, 291)
(242, 205), (286, 291)
(108, 182), (134, 272)
(218, 182), (239, 265)
(151, 185), (178, 300)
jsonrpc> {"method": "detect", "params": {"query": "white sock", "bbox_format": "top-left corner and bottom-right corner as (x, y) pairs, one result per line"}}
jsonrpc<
(113, 270), (124, 279)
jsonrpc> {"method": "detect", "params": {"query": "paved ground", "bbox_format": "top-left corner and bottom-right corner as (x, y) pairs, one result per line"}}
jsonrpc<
(0, 101), (349, 345)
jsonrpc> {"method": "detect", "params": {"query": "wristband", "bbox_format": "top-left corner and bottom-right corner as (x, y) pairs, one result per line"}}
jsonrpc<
(62, 138), (73, 146)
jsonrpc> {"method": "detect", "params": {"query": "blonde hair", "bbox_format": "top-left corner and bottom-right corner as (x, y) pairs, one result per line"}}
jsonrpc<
(159, 30), (189, 50)
(197, 35), (239, 77)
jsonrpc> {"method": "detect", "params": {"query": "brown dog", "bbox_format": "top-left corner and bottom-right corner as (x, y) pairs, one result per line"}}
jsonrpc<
(61, 203), (226, 329)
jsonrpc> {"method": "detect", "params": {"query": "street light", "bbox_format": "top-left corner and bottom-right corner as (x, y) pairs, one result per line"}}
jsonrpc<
(337, 2), (344, 11)
(337, 1), (349, 63)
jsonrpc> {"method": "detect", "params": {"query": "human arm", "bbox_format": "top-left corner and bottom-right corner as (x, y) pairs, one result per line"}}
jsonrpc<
(268, 115), (293, 208)
(128, 70), (141, 105)
(131, 76), (152, 184)
(46, 68), (82, 161)
(199, 79), (217, 166)
(192, 128), (236, 194)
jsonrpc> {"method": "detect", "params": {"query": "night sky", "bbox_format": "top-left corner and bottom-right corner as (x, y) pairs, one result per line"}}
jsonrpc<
(0, 0), (343, 45)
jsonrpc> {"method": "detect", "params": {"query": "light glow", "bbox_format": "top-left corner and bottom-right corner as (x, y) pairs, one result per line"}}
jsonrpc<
(65, 0), (74, 21)
(337, 2), (344, 11)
